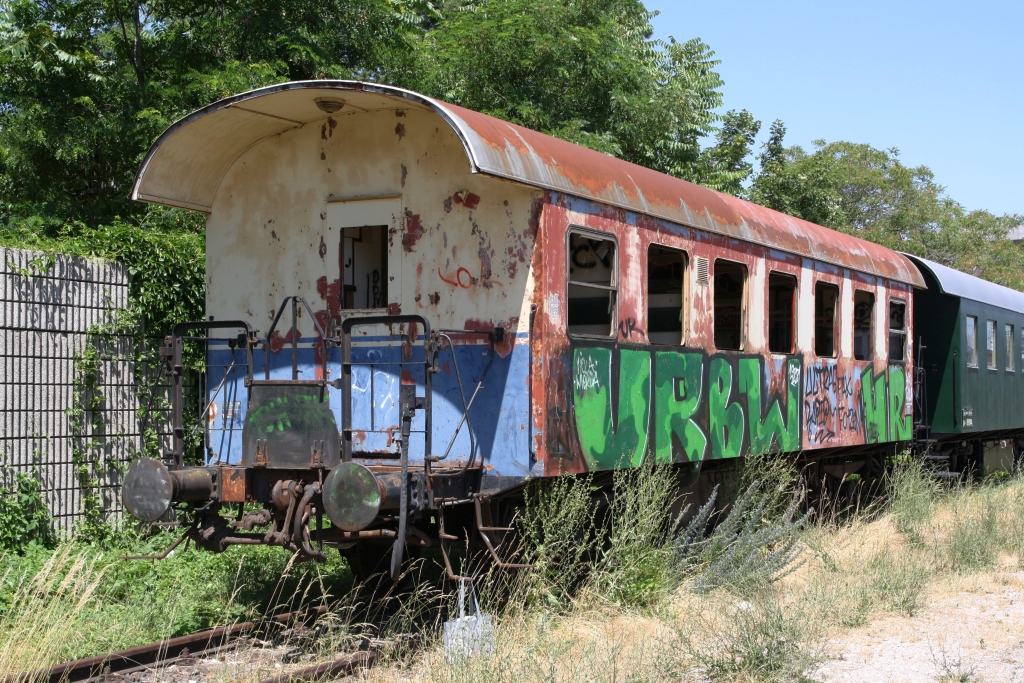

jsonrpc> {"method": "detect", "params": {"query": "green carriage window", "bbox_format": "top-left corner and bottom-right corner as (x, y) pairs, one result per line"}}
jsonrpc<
(966, 316), (978, 368)
(889, 299), (906, 362)
(567, 231), (617, 337)
(987, 319), (997, 369)
(814, 282), (839, 358)
(1007, 324), (1015, 372)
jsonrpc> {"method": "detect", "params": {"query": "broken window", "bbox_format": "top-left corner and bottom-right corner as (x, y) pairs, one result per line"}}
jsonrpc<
(814, 282), (839, 358)
(567, 230), (617, 336)
(713, 260), (746, 351)
(647, 245), (686, 345)
(768, 272), (797, 354)
(853, 290), (874, 361)
(342, 226), (388, 309)
(966, 315), (978, 367)
(889, 299), (907, 362)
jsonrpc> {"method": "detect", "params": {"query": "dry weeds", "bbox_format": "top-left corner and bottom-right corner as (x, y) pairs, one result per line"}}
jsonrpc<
(6, 466), (1024, 683)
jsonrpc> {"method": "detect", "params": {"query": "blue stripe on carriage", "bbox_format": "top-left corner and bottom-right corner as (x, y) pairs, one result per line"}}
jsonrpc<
(204, 342), (533, 478)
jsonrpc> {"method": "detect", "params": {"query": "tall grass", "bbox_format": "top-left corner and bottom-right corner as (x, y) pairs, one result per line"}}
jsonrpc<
(12, 457), (1024, 683)
(0, 545), (107, 679)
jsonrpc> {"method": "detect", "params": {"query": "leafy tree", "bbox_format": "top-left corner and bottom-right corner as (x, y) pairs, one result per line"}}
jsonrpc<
(0, 0), (429, 226)
(750, 129), (1024, 289)
(705, 109), (760, 197)
(398, 0), (757, 193)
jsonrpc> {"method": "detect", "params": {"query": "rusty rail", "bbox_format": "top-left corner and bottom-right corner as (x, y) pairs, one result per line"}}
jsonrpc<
(9, 606), (328, 683)
(254, 650), (376, 683)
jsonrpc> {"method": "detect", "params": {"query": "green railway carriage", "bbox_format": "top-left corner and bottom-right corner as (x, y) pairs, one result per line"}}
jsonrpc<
(909, 255), (1024, 472)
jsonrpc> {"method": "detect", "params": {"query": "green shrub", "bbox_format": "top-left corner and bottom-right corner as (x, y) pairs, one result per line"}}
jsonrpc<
(0, 471), (56, 553)
(673, 481), (808, 596)
(590, 461), (678, 608)
(520, 473), (599, 610)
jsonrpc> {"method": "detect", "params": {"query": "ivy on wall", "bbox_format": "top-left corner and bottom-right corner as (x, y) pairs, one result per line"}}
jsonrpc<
(2, 209), (206, 537)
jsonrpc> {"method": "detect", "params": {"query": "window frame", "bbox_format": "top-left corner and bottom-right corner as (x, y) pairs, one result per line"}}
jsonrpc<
(1007, 323), (1015, 372)
(813, 279), (840, 359)
(986, 319), (998, 370)
(965, 315), (979, 368)
(565, 227), (619, 339)
(887, 297), (907, 363)
(645, 243), (689, 346)
(712, 258), (748, 352)
(852, 288), (875, 362)
(767, 271), (798, 355)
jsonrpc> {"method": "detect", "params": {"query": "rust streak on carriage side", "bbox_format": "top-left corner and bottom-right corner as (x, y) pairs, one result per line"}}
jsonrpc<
(440, 101), (924, 288)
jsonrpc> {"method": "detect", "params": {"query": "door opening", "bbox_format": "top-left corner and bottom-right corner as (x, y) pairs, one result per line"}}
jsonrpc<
(342, 226), (388, 310)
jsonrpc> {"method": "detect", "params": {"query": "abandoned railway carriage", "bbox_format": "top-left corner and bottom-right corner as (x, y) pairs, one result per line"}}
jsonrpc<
(122, 80), (935, 578)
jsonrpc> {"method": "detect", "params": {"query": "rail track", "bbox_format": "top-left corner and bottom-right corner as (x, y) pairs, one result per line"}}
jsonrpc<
(12, 606), (377, 683)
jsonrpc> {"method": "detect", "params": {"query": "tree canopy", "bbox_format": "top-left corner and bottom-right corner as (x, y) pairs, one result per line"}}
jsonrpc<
(748, 123), (1023, 289)
(0, 0), (1020, 332)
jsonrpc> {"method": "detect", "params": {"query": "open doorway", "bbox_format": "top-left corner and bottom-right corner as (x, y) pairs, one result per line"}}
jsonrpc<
(325, 197), (401, 314)
(342, 226), (388, 309)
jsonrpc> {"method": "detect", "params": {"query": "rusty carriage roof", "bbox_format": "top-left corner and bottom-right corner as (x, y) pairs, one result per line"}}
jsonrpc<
(132, 80), (925, 287)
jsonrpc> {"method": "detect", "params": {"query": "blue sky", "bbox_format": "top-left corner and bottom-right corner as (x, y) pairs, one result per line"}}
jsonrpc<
(644, 0), (1023, 216)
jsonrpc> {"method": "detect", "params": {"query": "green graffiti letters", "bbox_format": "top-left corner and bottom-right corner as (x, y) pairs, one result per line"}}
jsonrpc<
(739, 357), (802, 454)
(709, 358), (745, 459)
(888, 366), (912, 440)
(653, 352), (706, 464)
(859, 364), (912, 443)
(570, 345), (914, 470)
(572, 347), (802, 470)
(572, 347), (651, 468)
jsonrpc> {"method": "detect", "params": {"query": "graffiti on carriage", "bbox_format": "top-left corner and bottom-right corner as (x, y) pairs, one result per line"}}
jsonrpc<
(570, 345), (912, 470)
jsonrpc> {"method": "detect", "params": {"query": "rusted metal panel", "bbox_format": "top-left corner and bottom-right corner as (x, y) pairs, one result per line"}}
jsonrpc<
(531, 194), (916, 474)
(219, 467), (248, 502)
(133, 80), (924, 288)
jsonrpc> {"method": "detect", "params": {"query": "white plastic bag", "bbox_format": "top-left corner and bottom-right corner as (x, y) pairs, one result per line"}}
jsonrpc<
(443, 579), (494, 661)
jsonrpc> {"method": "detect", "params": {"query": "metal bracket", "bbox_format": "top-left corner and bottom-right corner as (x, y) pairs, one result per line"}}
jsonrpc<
(474, 494), (530, 570)
(253, 440), (269, 468)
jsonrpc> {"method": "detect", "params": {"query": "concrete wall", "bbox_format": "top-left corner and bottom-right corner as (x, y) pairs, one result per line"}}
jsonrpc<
(1, 247), (153, 529)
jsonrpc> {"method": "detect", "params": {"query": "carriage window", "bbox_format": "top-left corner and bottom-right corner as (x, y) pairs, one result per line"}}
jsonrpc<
(888, 299), (906, 362)
(714, 260), (746, 350)
(853, 290), (874, 361)
(966, 316), (978, 367)
(987, 319), (997, 369)
(814, 282), (839, 358)
(647, 245), (686, 344)
(342, 226), (388, 309)
(1007, 324), (1015, 372)
(567, 231), (617, 336)
(768, 272), (796, 354)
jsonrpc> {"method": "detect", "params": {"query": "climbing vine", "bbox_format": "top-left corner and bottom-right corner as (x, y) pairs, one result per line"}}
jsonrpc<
(3, 210), (206, 536)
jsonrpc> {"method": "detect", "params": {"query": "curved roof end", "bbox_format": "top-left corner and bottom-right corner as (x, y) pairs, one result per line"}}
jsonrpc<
(905, 254), (1024, 314)
(133, 80), (925, 288)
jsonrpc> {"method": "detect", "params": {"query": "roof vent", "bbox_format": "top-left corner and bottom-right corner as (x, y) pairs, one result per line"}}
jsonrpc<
(696, 256), (709, 286)
(315, 98), (345, 114)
